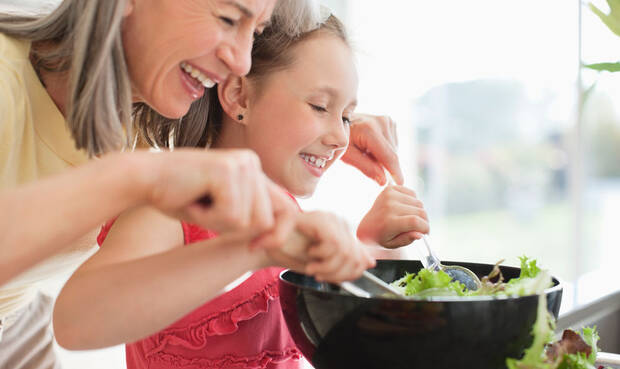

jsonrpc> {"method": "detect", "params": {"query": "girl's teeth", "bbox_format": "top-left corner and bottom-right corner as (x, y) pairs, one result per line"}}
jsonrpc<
(180, 62), (216, 88)
(301, 154), (326, 168)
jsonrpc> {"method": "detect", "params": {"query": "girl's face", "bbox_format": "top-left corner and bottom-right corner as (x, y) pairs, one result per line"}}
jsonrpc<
(245, 34), (358, 197)
(122, 0), (275, 118)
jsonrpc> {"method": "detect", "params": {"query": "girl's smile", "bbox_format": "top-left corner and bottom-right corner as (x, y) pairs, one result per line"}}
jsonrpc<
(214, 16), (358, 197)
(299, 152), (334, 177)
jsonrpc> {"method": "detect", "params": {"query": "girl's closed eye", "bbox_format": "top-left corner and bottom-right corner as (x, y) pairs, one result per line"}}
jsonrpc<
(342, 116), (352, 125)
(309, 103), (328, 113)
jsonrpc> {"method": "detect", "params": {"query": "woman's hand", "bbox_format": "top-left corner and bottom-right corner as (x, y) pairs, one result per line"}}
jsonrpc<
(264, 211), (375, 283)
(341, 113), (404, 185)
(357, 185), (429, 248)
(139, 148), (296, 239)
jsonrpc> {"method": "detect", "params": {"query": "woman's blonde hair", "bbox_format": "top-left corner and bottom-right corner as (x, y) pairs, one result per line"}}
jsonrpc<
(0, 0), (331, 155)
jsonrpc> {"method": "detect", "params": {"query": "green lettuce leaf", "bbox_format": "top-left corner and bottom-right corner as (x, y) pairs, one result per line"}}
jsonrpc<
(518, 256), (542, 278)
(556, 353), (596, 369)
(506, 293), (555, 369)
(392, 257), (551, 298)
(391, 268), (467, 297)
(580, 327), (600, 366)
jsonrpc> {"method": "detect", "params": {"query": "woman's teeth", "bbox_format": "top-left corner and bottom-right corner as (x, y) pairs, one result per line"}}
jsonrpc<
(300, 153), (327, 168)
(180, 62), (216, 88)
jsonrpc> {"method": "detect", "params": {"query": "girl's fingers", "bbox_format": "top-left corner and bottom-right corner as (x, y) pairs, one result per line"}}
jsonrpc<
(306, 246), (344, 278)
(341, 145), (387, 186)
(385, 204), (428, 221)
(394, 215), (430, 235)
(390, 118), (398, 148)
(385, 231), (422, 248)
(389, 185), (418, 199)
(322, 257), (359, 283)
(307, 242), (336, 259)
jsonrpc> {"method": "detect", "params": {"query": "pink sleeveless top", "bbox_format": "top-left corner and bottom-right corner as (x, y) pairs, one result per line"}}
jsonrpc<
(97, 222), (303, 369)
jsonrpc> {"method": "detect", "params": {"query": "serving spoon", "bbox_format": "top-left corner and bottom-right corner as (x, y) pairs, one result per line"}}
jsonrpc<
(414, 234), (481, 291)
(384, 174), (481, 291)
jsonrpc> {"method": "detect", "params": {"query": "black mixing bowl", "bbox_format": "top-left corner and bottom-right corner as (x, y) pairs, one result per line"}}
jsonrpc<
(279, 259), (563, 369)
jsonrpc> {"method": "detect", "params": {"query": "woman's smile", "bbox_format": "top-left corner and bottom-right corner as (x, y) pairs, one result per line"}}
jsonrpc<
(179, 62), (221, 100)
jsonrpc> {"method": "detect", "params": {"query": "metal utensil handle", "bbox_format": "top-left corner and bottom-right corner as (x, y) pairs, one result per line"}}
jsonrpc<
(340, 271), (404, 298)
(340, 281), (372, 298)
(596, 352), (620, 367)
(415, 234), (442, 271)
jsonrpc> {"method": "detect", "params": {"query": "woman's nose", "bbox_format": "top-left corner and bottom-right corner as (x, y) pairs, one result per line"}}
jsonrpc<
(218, 32), (253, 77)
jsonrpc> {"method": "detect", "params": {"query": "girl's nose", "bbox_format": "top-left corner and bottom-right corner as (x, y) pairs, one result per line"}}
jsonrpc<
(323, 119), (350, 150)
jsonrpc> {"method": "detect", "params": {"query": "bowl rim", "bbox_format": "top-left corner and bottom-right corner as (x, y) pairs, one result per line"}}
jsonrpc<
(279, 261), (563, 303)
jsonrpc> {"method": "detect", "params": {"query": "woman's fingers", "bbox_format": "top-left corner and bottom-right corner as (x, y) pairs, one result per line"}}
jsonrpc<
(153, 148), (290, 238)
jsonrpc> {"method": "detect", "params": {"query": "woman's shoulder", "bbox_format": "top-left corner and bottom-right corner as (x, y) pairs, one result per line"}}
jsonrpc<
(0, 32), (31, 85)
(0, 32), (30, 62)
(0, 33), (30, 111)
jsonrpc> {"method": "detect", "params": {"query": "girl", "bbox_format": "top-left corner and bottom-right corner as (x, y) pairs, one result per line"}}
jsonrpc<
(54, 7), (428, 369)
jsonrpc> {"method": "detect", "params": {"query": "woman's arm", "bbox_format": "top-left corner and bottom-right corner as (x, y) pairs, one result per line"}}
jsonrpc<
(0, 152), (149, 284)
(0, 148), (293, 285)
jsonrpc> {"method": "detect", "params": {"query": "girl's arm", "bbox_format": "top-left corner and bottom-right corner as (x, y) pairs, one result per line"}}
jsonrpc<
(54, 207), (374, 350)
(53, 205), (270, 349)
(0, 149), (291, 284)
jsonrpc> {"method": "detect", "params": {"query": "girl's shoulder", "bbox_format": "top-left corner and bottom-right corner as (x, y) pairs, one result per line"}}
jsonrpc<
(96, 206), (184, 257)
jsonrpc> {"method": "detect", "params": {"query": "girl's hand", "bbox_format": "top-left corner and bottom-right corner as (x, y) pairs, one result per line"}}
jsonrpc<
(298, 211), (375, 283)
(341, 113), (403, 185)
(139, 148), (295, 239)
(357, 185), (429, 248)
(263, 211), (376, 283)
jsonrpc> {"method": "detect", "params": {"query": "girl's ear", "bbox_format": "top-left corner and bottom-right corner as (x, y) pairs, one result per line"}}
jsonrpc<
(218, 76), (250, 125)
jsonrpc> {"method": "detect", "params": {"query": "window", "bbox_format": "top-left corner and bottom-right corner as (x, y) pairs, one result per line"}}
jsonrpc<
(302, 0), (619, 313)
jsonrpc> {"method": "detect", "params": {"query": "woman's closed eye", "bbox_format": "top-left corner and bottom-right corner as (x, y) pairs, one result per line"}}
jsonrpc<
(219, 16), (238, 27)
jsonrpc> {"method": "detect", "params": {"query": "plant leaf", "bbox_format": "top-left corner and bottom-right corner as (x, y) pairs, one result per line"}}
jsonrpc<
(583, 62), (620, 72)
(589, 1), (620, 37)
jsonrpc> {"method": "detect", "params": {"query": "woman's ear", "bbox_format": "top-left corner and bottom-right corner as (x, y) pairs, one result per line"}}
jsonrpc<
(218, 76), (250, 125)
(124, 0), (135, 17)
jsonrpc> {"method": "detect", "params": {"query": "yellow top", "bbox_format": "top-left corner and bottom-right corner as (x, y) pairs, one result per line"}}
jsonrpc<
(0, 33), (95, 324)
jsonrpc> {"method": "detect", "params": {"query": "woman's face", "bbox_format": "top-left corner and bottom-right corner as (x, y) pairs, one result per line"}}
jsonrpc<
(244, 34), (358, 197)
(122, 0), (275, 118)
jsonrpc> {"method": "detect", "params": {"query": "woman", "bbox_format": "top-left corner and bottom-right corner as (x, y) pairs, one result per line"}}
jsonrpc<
(0, 0), (402, 367)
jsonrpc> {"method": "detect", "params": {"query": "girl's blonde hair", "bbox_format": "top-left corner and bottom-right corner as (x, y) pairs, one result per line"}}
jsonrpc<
(0, 0), (331, 155)
(172, 7), (349, 148)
